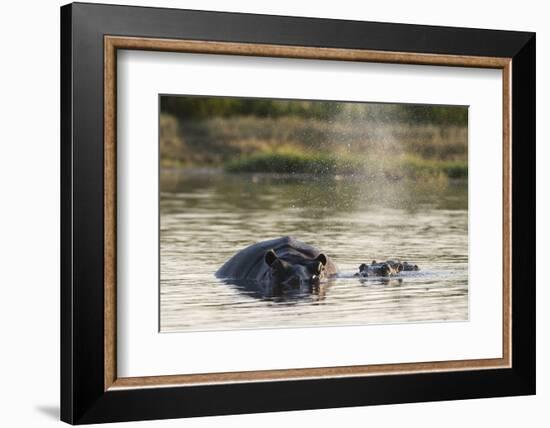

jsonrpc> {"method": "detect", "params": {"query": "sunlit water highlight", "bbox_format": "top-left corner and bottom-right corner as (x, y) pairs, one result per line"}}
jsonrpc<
(160, 169), (468, 332)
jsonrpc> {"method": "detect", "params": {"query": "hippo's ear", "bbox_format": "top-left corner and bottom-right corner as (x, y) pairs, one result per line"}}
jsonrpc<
(265, 249), (279, 267)
(395, 263), (404, 273)
(315, 253), (327, 266)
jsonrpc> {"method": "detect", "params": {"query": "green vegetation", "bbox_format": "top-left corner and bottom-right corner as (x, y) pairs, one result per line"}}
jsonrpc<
(160, 96), (468, 180)
(161, 96), (467, 126)
(225, 148), (362, 175)
(225, 149), (467, 179)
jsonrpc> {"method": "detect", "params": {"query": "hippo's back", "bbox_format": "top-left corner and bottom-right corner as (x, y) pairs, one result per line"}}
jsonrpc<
(215, 236), (336, 280)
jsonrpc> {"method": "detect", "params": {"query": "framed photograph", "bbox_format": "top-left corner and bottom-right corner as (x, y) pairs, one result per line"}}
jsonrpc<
(60, 2), (535, 424)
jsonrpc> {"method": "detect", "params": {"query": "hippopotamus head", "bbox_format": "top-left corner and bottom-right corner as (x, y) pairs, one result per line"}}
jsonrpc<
(265, 249), (328, 287)
(358, 260), (403, 277)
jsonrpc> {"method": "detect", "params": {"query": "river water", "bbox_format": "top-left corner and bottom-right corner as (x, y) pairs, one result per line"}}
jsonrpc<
(160, 169), (468, 332)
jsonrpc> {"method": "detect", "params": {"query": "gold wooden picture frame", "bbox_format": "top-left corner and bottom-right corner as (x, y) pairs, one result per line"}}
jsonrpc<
(104, 36), (511, 391)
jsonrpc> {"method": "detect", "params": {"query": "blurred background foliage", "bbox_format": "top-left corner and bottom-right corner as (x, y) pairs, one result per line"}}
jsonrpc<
(160, 96), (467, 125)
(160, 95), (468, 179)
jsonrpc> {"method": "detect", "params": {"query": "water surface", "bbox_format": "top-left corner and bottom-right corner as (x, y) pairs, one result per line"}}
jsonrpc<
(160, 169), (468, 332)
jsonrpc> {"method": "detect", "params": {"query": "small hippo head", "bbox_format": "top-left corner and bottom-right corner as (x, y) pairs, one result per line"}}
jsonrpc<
(265, 249), (327, 287)
(358, 261), (403, 277)
(386, 261), (405, 274)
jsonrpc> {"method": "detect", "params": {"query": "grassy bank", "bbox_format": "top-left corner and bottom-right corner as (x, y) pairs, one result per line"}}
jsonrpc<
(225, 149), (467, 179)
(160, 113), (468, 169)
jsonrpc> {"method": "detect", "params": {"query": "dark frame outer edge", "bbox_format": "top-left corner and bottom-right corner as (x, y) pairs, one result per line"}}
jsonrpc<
(60, 4), (74, 425)
(510, 34), (536, 391)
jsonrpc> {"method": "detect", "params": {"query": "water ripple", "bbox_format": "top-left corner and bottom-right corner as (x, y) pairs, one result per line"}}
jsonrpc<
(160, 170), (468, 332)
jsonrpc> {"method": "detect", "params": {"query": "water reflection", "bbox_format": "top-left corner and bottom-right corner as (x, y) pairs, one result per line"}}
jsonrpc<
(219, 278), (333, 304)
(160, 169), (468, 332)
